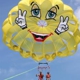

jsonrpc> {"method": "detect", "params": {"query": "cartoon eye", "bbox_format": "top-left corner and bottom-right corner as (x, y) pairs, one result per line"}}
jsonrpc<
(46, 11), (56, 19)
(31, 9), (40, 18)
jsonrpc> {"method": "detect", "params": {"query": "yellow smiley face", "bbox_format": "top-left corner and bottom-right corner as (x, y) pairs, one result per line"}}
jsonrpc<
(2, 0), (80, 61)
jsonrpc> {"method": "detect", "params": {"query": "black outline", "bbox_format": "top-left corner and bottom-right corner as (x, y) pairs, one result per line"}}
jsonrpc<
(55, 16), (69, 35)
(45, 6), (57, 20)
(30, 1), (35, 5)
(15, 9), (27, 30)
(31, 4), (41, 19)
(31, 9), (41, 18)
(56, 5), (59, 9)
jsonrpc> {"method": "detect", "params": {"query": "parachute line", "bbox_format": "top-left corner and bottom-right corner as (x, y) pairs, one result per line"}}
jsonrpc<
(4, 66), (37, 80)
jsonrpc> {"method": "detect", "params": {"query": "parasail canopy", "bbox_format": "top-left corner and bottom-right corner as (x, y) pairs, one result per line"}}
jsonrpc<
(2, 0), (80, 61)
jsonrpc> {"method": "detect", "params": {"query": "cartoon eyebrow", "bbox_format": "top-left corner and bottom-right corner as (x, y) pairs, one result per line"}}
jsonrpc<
(56, 5), (59, 9)
(31, 3), (40, 10)
(49, 5), (59, 13)
(30, 1), (35, 5)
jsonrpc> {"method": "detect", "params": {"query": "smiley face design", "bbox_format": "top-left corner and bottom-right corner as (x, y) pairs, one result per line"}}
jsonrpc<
(2, 0), (80, 61)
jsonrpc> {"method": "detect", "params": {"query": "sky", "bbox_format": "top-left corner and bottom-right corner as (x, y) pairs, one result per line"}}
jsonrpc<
(0, 0), (80, 80)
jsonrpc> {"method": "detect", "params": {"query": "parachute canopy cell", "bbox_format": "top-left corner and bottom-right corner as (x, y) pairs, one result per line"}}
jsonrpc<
(2, 0), (80, 61)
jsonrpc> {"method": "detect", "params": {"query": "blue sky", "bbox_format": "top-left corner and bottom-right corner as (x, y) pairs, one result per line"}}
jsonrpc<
(0, 0), (80, 80)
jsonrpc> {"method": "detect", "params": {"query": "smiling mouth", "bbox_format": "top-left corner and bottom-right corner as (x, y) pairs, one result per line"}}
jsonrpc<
(28, 30), (53, 42)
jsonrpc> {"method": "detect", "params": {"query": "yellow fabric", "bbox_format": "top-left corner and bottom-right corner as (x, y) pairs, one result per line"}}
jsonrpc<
(2, 0), (80, 61)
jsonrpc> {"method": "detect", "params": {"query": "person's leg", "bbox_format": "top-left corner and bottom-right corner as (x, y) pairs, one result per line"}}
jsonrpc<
(47, 78), (50, 80)
(49, 78), (51, 80)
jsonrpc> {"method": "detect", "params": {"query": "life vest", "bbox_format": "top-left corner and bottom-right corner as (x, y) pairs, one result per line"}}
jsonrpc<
(39, 74), (43, 78)
(46, 74), (51, 78)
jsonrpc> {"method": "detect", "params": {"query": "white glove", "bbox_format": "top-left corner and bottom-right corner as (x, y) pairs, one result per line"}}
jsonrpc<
(55, 16), (69, 35)
(15, 9), (27, 29)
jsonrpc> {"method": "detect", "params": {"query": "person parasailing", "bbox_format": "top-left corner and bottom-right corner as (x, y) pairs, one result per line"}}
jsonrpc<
(36, 72), (44, 80)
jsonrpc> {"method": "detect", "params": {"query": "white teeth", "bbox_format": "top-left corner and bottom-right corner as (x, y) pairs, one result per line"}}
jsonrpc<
(31, 32), (48, 36)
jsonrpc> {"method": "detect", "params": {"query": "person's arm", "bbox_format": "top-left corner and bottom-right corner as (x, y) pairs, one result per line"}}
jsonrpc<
(36, 74), (39, 77)
(50, 74), (51, 77)
(46, 75), (47, 78)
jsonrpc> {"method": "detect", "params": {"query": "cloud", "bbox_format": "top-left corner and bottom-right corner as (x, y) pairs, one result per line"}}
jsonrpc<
(74, 7), (80, 30)
(75, 7), (80, 21)
(0, 68), (17, 76)
(8, 68), (16, 75)
(75, 0), (80, 3)
(70, 0), (80, 6)
(0, 69), (7, 75)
